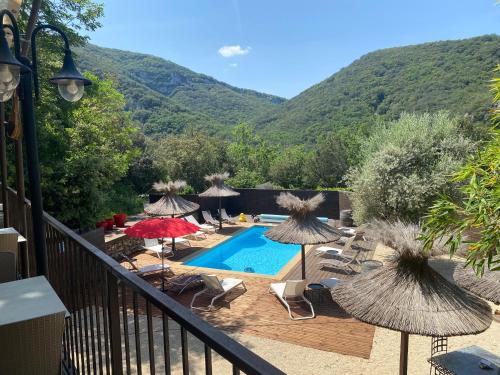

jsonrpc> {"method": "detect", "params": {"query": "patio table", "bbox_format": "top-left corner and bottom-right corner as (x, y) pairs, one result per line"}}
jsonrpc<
(428, 345), (500, 375)
(0, 226), (27, 243)
(0, 276), (69, 374)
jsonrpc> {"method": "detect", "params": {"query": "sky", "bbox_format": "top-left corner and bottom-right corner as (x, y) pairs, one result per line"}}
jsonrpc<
(88, 0), (500, 99)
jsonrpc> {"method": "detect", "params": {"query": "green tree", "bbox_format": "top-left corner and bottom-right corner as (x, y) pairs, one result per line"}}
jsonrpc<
(227, 123), (277, 182)
(346, 112), (475, 223)
(149, 133), (228, 192)
(422, 71), (500, 274)
(304, 133), (349, 188)
(40, 74), (138, 229)
(269, 146), (309, 188)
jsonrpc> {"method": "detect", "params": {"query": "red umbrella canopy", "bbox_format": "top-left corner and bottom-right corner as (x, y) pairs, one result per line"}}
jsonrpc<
(124, 218), (199, 239)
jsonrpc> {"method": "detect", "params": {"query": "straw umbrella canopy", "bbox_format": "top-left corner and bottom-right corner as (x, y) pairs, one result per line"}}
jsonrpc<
(265, 193), (343, 279)
(454, 266), (500, 305)
(145, 180), (199, 218)
(198, 173), (240, 230)
(332, 220), (492, 375)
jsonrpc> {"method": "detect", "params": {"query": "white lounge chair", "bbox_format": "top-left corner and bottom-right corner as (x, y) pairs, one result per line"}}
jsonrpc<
(202, 211), (219, 226)
(269, 280), (315, 320)
(190, 274), (246, 311)
(184, 215), (216, 233)
(143, 238), (174, 259)
(220, 208), (237, 224)
(319, 247), (363, 274)
(315, 236), (355, 257)
(120, 253), (168, 277)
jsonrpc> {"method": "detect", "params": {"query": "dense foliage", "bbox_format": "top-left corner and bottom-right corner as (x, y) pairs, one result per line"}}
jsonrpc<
(75, 44), (285, 136)
(422, 71), (500, 274)
(253, 35), (500, 144)
(346, 112), (475, 224)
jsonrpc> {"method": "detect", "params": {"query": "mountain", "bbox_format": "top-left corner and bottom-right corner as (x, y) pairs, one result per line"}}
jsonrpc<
(75, 44), (285, 136)
(254, 35), (500, 143)
(77, 35), (500, 143)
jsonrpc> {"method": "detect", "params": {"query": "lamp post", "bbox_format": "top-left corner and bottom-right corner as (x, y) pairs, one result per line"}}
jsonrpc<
(0, 9), (90, 276)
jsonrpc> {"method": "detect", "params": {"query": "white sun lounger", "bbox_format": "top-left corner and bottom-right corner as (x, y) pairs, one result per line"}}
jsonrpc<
(269, 280), (315, 320)
(184, 215), (216, 233)
(315, 236), (355, 257)
(120, 253), (169, 277)
(202, 211), (219, 226)
(190, 274), (246, 311)
(143, 238), (174, 259)
(220, 208), (237, 224)
(319, 247), (363, 274)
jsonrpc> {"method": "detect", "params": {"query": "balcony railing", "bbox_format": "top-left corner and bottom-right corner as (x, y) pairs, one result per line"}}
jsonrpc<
(5, 188), (284, 375)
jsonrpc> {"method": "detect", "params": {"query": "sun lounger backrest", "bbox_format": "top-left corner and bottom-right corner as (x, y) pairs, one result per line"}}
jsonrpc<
(202, 211), (214, 222)
(144, 238), (159, 247)
(201, 274), (224, 292)
(0, 233), (18, 259)
(283, 280), (306, 298)
(343, 235), (356, 252)
(185, 215), (199, 226)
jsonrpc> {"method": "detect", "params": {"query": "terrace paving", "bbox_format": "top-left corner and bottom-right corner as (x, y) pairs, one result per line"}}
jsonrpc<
(120, 222), (377, 359)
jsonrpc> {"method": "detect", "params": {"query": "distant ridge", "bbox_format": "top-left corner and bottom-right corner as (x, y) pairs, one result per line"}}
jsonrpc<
(253, 35), (500, 143)
(76, 44), (285, 136)
(77, 35), (499, 143)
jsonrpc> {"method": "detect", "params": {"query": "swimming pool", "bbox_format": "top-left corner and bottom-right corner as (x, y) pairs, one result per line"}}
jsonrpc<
(184, 226), (300, 276)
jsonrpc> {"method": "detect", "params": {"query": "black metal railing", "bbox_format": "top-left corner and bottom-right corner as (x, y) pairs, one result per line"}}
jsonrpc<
(6, 188), (284, 375)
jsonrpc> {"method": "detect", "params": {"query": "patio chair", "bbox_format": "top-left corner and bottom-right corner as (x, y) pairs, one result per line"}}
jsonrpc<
(318, 247), (363, 274)
(185, 230), (207, 240)
(163, 273), (204, 295)
(0, 233), (19, 283)
(220, 208), (237, 224)
(120, 253), (169, 277)
(269, 280), (315, 320)
(202, 210), (219, 226)
(190, 274), (246, 311)
(184, 215), (216, 233)
(0, 252), (16, 283)
(315, 236), (355, 257)
(143, 238), (174, 259)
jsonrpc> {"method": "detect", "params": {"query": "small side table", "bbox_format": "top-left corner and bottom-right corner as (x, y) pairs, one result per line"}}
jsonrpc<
(307, 283), (328, 306)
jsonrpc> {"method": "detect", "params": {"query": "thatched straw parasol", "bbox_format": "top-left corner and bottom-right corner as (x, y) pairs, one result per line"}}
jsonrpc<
(332, 220), (492, 375)
(454, 266), (500, 305)
(145, 180), (199, 217)
(198, 173), (240, 230)
(265, 193), (343, 279)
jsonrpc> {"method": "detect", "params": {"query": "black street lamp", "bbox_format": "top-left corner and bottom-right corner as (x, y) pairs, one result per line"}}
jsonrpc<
(0, 9), (90, 276)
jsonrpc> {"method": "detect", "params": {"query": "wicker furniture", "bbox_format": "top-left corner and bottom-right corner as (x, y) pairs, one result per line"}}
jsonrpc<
(0, 276), (68, 374)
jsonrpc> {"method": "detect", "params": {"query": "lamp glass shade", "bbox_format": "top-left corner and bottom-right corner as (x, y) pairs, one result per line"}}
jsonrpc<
(0, 63), (19, 93)
(57, 79), (84, 102)
(0, 87), (14, 102)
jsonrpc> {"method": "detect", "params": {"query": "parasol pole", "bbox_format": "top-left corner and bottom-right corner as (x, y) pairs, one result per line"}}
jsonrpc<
(399, 332), (409, 375)
(301, 244), (306, 280)
(161, 237), (165, 291)
(218, 197), (222, 231)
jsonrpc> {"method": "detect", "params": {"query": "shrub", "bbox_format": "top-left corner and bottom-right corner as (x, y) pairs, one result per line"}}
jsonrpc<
(346, 112), (475, 224)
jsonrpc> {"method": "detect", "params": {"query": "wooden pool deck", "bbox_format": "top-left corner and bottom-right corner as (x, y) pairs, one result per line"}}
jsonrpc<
(120, 222), (377, 359)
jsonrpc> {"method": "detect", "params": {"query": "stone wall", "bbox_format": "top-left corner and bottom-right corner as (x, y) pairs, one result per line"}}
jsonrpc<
(104, 235), (143, 259)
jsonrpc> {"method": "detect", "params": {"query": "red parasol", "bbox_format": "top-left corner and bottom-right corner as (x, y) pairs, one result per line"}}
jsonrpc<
(124, 217), (199, 239)
(124, 218), (199, 290)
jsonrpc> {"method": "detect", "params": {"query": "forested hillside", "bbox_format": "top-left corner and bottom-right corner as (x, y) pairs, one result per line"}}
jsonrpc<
(75, 44), (285, 136)
(254, 35), (500, 143)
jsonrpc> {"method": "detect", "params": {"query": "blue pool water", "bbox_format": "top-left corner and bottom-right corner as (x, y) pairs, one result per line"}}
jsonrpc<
(184, 226), (300, 275)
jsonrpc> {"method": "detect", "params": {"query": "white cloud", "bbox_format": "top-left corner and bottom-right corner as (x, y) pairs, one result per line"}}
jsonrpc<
(218, 45), (251, 58)
(229, 63), (238, 68)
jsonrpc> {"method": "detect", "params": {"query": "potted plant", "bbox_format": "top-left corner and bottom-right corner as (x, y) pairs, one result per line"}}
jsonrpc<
(104, 218), (114, 231)
(113, 213), (127, 227)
